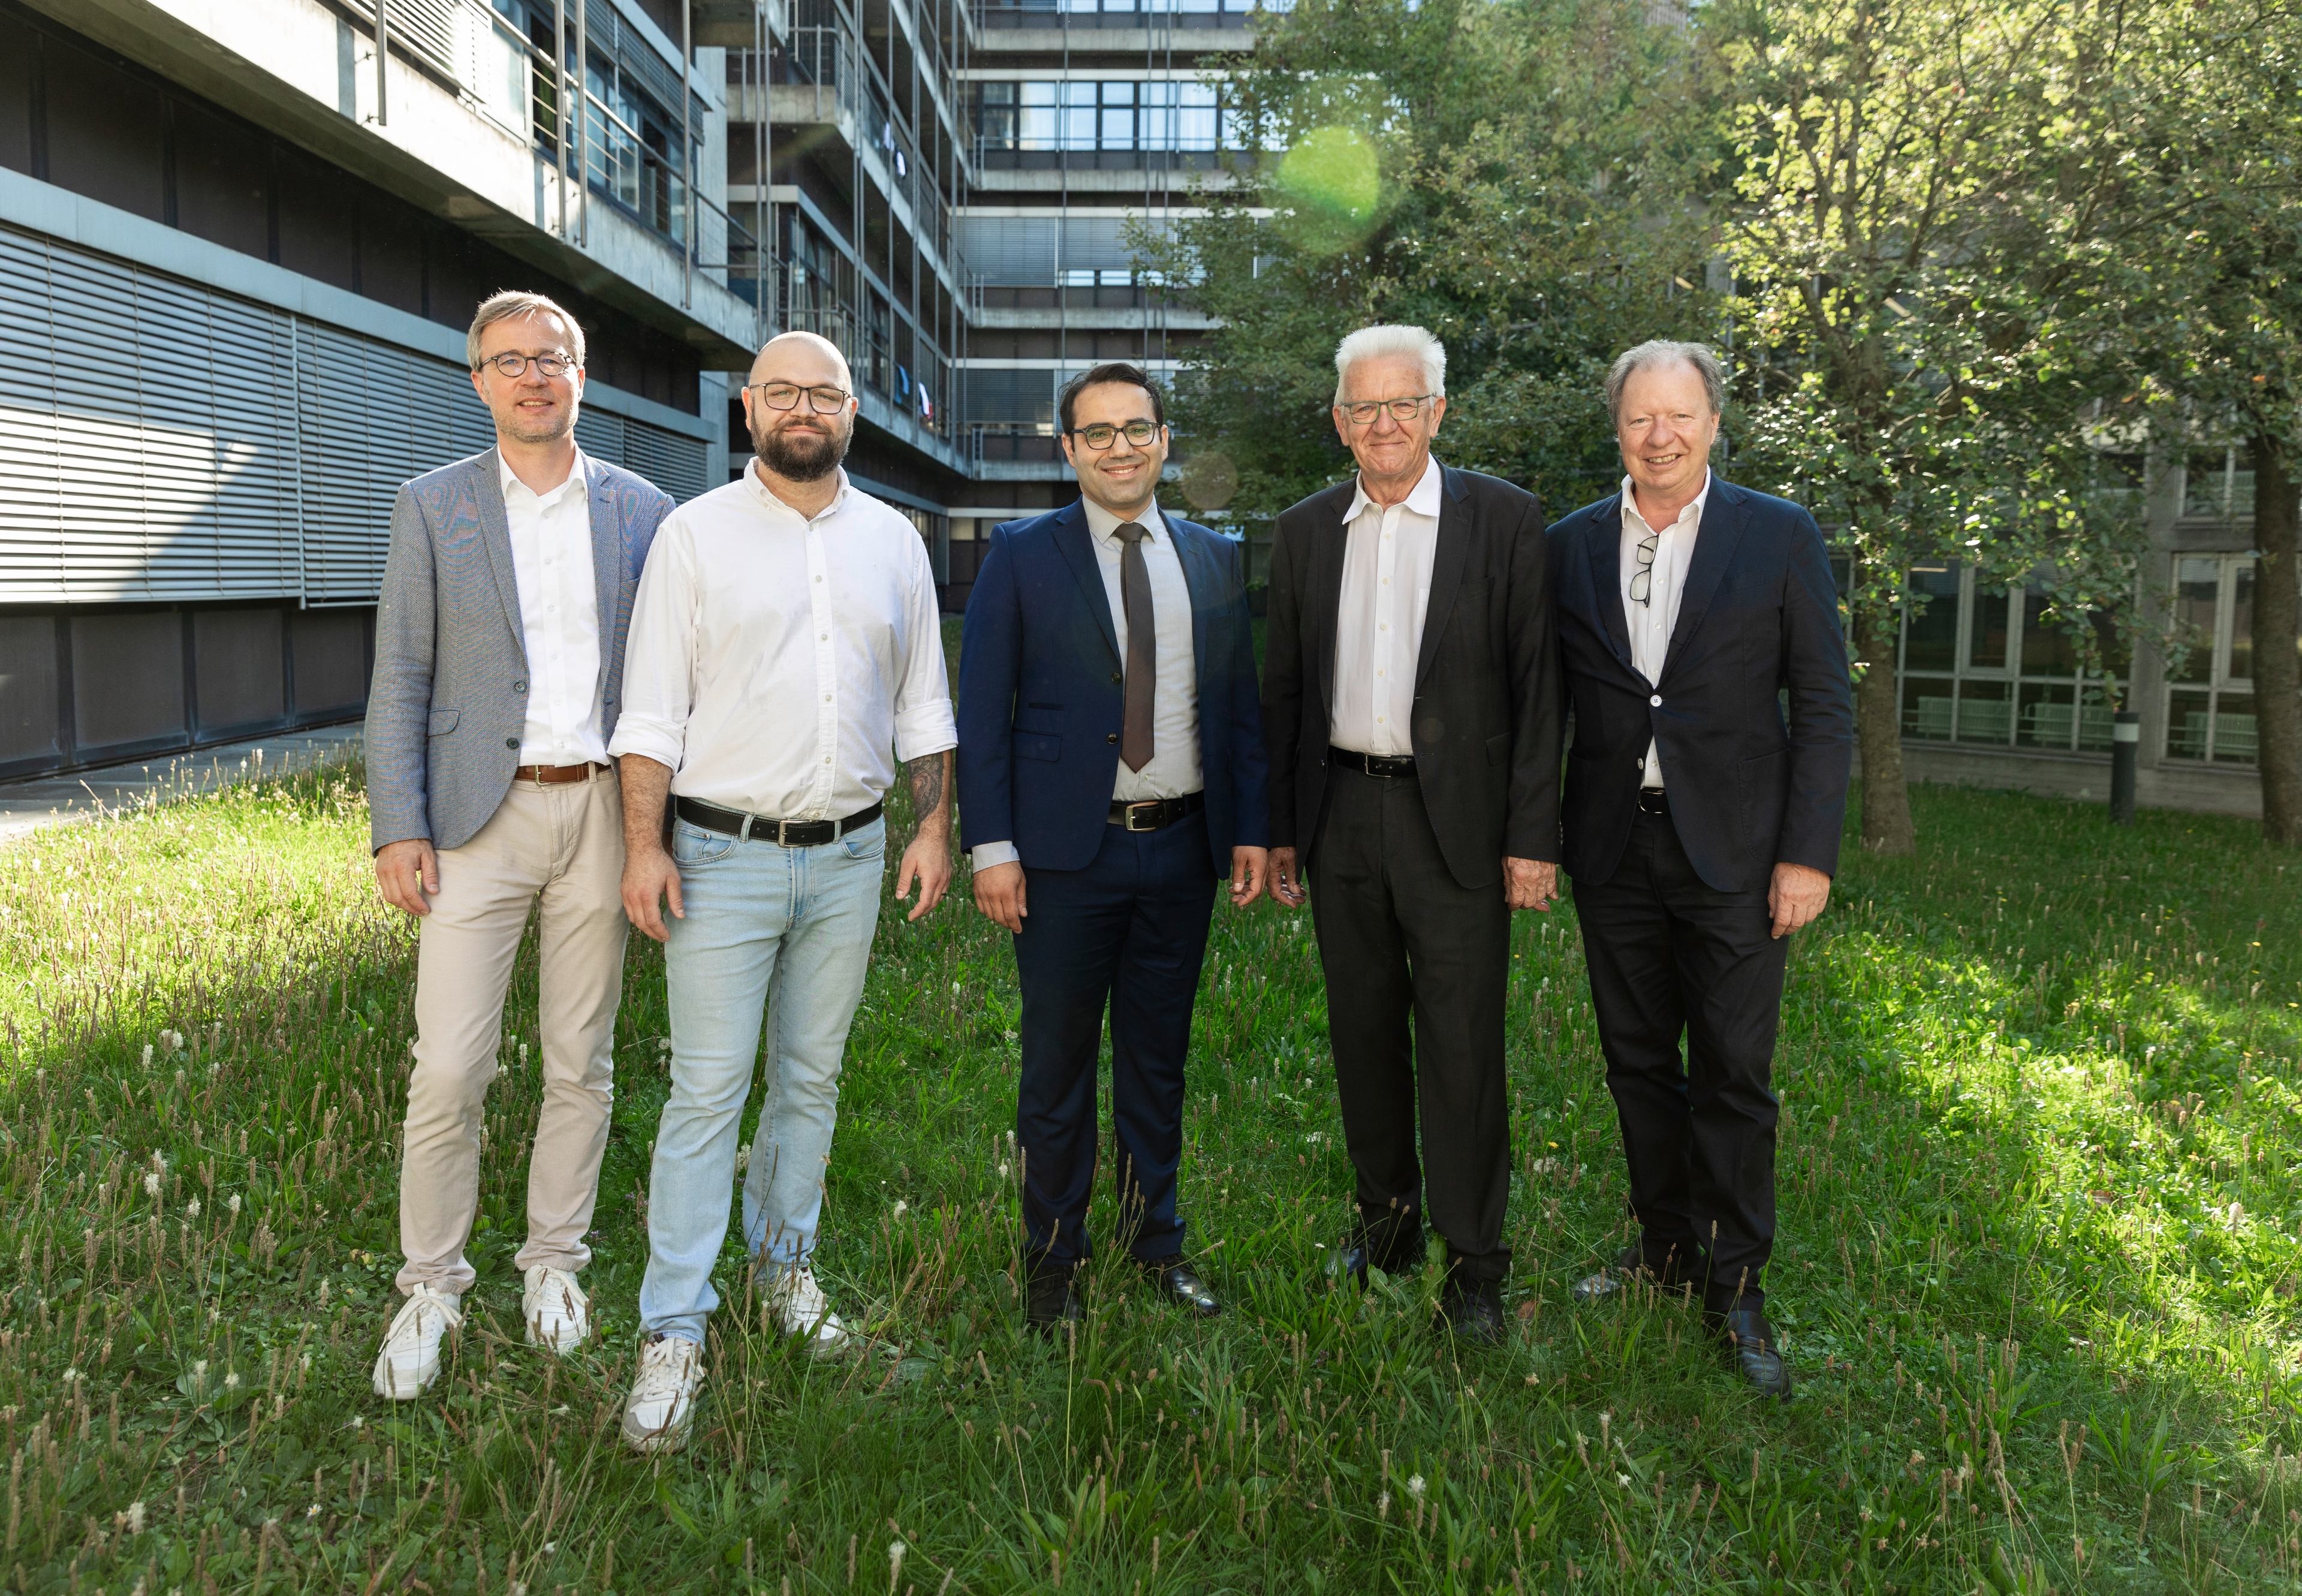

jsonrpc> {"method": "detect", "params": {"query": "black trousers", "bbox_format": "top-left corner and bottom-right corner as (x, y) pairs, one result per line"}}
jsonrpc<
(1309, 767), (1512, 1284)
(1011, 811), (1214, 1267)
(1575, 806), (1788, 1312)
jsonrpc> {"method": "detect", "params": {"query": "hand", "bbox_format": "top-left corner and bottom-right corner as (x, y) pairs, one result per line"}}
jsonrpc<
(1769, 861), (1831, 938)
(974, 860), (1027, 933)
(622, 843), (685, 943)
(1504, 856), (1557, 913)
(896, 831), (953, 922)
(374, 839), (439, 917)
(1228, 846), (1268, 908)
(1268, 845), (1307, 908)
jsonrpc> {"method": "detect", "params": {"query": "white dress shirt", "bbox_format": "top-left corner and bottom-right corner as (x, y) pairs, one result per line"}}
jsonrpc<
(609, 463), (957, 820)
(969, 498), (1201, 871)
(1619, 469), (1710, 789)
(1331, 453), (1444, 757)
(501, 447), (608, 767)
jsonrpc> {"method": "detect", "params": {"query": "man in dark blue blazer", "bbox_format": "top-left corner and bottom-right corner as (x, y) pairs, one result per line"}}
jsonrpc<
(1548, 341), (1852, 1399)
(956, 363), (1270, 1331)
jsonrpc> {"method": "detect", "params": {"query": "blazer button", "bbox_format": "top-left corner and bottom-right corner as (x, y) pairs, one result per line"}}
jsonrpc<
(513, 679), (528, 693)
(505, 737), (519, 749)
(1107, 733), (1119, 745)
(1110, 671), (1122, 685)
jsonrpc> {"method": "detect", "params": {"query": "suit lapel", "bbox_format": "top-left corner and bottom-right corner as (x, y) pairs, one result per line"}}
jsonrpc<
(475, 451), (528, 670)
(1659, 478), (1748, 680)
(1308, 483), (1351, 716)
(1051, 501), (1120, 666)
(1412, 466), (1470, 689)
(1588, 492), (1635, 674)
(586, 458), (619, 706)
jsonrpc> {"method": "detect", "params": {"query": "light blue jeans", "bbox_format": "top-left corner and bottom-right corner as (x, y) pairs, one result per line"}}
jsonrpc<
(638, 814), (885, 1344)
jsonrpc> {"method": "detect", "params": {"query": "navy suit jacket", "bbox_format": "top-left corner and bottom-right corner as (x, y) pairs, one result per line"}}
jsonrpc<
(1547, 477), (1854, 894)
(957, 501), (1270, 875)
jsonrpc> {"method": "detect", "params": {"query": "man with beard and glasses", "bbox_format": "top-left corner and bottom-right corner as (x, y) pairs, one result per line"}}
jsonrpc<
(364, 291), (673, 1398)
(607, 330), (957, 1452)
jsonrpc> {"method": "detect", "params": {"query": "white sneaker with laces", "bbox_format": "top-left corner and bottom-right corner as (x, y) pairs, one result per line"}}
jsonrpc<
(619, 1335), (704, 1453)
(370, 1284), (462, 1399)
(760, 1263), (849, 1356)
(522, 1264), (590, 1353)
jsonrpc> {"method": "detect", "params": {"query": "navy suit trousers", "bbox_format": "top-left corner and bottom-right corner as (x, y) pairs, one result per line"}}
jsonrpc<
(1011, 810), (1214, 1267)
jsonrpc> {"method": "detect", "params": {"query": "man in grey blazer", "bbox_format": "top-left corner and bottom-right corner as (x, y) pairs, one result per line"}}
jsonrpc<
(364, 290), (674, 1399)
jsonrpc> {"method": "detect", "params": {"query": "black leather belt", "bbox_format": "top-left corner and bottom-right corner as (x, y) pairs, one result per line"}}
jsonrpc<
(674, 796), (884, 847)
(1329, 746), (1417, 778)
(1108, 792), (1204, 832)
(1636, 787), (1670, 815)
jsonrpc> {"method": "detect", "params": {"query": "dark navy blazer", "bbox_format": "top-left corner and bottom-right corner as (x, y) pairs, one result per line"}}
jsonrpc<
(956, 500), (1270, 876)
(1547, 476), (1854, 894)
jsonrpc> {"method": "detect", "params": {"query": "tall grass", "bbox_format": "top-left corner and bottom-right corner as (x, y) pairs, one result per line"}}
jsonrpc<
(0, 743), (2296, 1593)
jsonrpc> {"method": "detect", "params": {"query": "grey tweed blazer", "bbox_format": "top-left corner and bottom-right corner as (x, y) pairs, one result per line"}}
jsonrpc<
(366, 447), (675, 854)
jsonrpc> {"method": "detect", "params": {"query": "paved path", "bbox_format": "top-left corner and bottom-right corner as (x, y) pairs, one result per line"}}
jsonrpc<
(0, 724), (365, 844)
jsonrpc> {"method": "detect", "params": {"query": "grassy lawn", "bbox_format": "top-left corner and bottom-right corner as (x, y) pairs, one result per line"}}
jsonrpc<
(2, 731), (2299, 1592)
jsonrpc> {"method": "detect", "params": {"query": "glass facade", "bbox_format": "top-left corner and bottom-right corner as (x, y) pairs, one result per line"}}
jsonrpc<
(2164, 554), (2260, 765)
(971, 80), (1228, 153)
(1899, 564), (2129, 754)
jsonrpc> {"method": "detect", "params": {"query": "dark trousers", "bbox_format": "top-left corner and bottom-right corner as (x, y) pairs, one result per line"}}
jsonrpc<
(1309, 767), (1512, 1284)
(1575, 806), (1788, 1313)
(1011, 811), (1214, 1267)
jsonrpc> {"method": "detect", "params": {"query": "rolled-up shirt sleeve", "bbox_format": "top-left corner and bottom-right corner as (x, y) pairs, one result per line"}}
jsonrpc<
(891, 537), (959, 762)
(605, 520), (695, 771)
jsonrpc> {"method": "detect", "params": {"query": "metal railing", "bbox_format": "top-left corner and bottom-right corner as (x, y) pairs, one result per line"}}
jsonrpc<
(758, 33), (952, 265)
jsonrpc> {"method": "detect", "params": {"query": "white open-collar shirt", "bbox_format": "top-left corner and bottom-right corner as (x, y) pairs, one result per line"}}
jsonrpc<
(1331, 453), (1444, 758)
(1619, 468), (1711, 790)
(500, 445), (607, 768)
(608, 463), (957, 820)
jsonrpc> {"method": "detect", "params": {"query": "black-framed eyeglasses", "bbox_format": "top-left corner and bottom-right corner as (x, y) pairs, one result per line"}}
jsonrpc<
(749, 382), (852, 414)
(475, 351), (576, 379)
(1337, 395), (1433, 427)
(1068, 420), (1162, 450)
(1629, 531), (1660, 606)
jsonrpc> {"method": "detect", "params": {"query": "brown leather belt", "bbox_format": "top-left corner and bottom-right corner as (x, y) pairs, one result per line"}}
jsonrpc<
(514, 762), (607, 785)
(1107, 792), (1205, 832)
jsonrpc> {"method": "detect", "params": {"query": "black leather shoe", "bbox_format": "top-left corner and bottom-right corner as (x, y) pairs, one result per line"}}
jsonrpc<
(1706, 1306), (1791, 1400)
(1141, 1255), (1220, 1318)
(1570, 1242), (1706, 1303)
(1436, 1278), (1506, 1346)
(1025, 1259), (1083, 1336)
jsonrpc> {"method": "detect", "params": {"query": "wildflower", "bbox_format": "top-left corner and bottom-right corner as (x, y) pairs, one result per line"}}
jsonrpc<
(893, 1200), (909, 1221)
(306, 1504), (321, 1519)
(143, 1170), (161, 1198)
(185, 1198), (201, 1220)
(126, 1501), (146, 1534)
(193, 1359), (209, 1379)
(997, 1163), (1011, 1180)
(62, 1366), (79, 1383)
(1406, 1475), (1425, 1499)
(228, 1194), (242, 1215)
(656, 1037), (673, 1053)
(142, 1045), (153, 1067)
(1378, 1491), (1391, 1519)
(349, 1414), (364, 1429)
(734, 1146), (750, 1176)
(224, 1371), (240, 1389)
(519, 1043), (530, 1066)
(1617, 1472), (1631, 1487)
(889, 1542), (907, 1585)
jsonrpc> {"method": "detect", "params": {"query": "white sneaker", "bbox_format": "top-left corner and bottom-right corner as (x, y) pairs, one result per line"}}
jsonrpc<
(522, 1265), (590, 1354)
(619, 1335), (704, 1453)
(760, 1263), (849, 1356)
(370, 1284), (462, 1399)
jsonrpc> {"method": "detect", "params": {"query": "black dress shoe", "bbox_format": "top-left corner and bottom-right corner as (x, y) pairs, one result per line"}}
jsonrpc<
(1436, 1278), (1506, 1346)
(1569, 1242), (1706, 1303)
(1706, 1306), (1791, 1400)
(1025, 1260), (1083, 1336)
(1141, 1255), (1220, 1318)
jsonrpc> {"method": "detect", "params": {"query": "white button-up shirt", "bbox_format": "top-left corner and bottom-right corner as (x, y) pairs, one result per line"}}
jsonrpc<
(1331, 453), (1442, 757)
(1619, 469), (1710, 790)
(501, 447), (607, 767)
(969, 498), (1202, 871)
(609, 463), (957, 820)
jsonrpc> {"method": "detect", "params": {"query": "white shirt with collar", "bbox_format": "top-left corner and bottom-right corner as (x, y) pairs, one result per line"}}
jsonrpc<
(1331, 452), (1443, 758)
(1619, 468), (1711, 790)
(969, 497), (1202, 871)
(608, 462), (957, 820)
(500, 445), (608, 769)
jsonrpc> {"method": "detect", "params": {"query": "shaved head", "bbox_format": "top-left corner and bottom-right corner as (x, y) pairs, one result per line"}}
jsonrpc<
(750, 330), (853, 392)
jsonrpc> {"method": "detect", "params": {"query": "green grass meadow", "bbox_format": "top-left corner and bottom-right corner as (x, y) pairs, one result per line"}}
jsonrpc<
(1, 721), (2300, 1592)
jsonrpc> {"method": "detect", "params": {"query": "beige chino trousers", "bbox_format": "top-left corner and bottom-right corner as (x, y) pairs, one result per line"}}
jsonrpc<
(395, 767), (627, 1296)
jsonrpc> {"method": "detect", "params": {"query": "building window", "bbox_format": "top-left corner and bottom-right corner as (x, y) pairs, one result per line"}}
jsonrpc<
(2182, 447), (2255, 524)
(972, 81), (1229, 153)
(1898, 562), (2129, 754)
(2164, 553), (2258, 766)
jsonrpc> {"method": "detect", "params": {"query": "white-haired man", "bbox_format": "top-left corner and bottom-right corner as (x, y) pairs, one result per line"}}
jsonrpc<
(1263, 324), (1561, 1344)
(608, 330), (957, 1450)
(366, 291), (674, 1397)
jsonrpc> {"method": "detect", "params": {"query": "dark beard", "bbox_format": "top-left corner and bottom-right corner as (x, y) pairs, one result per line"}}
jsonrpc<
(754, 417), (848, 482)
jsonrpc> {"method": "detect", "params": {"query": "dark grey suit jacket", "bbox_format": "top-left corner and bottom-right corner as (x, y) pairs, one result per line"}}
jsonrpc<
(365, 448), (674, 854)
(1263, 463), (1562, 890)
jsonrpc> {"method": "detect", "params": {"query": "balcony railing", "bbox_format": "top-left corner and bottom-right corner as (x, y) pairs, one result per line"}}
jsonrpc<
(745, 35), (953, 266)
(973, 0), (1276, 26)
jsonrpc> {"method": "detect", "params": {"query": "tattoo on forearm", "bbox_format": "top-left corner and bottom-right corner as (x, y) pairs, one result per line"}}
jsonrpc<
(907, 753), (946, 828)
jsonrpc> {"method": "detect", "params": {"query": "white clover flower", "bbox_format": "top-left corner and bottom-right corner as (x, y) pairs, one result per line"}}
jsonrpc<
(1406, 1475), (1425, 1499)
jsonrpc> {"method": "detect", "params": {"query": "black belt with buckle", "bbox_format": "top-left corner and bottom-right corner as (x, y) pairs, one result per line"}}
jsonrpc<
(674, 796), (884, 847)
(1108, 792), (1205, 832)
(1329, 746), (1418, 778)
(1636, 787), (1670, 816)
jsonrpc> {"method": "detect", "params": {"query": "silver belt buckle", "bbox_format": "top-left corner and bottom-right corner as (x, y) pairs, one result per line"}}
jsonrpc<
(1122, 800), (1159, 832)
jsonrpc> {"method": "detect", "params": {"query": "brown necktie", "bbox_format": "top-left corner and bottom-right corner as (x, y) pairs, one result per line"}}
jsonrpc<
(1114, 521), (1155, 773)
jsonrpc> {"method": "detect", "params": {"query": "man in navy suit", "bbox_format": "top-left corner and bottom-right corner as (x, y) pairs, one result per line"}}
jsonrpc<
(956, 362), (1270, 1331)
(1548, 341), (1853, 1399)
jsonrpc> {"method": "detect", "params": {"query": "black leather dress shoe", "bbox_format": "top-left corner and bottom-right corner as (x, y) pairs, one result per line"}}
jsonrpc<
(1025, 1260), (1083, 1336)
(1436, 1278), (1507, 1345)
(1141, 1255), (1221, 1318)
(1706, 1306), (1791, 1400)
(1569, 1242), (1706, 1303)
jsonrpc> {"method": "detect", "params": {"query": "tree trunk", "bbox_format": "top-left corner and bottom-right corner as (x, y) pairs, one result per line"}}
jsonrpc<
(1853, 593), (1916, 853)
(2253, 431), (2302, 847)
